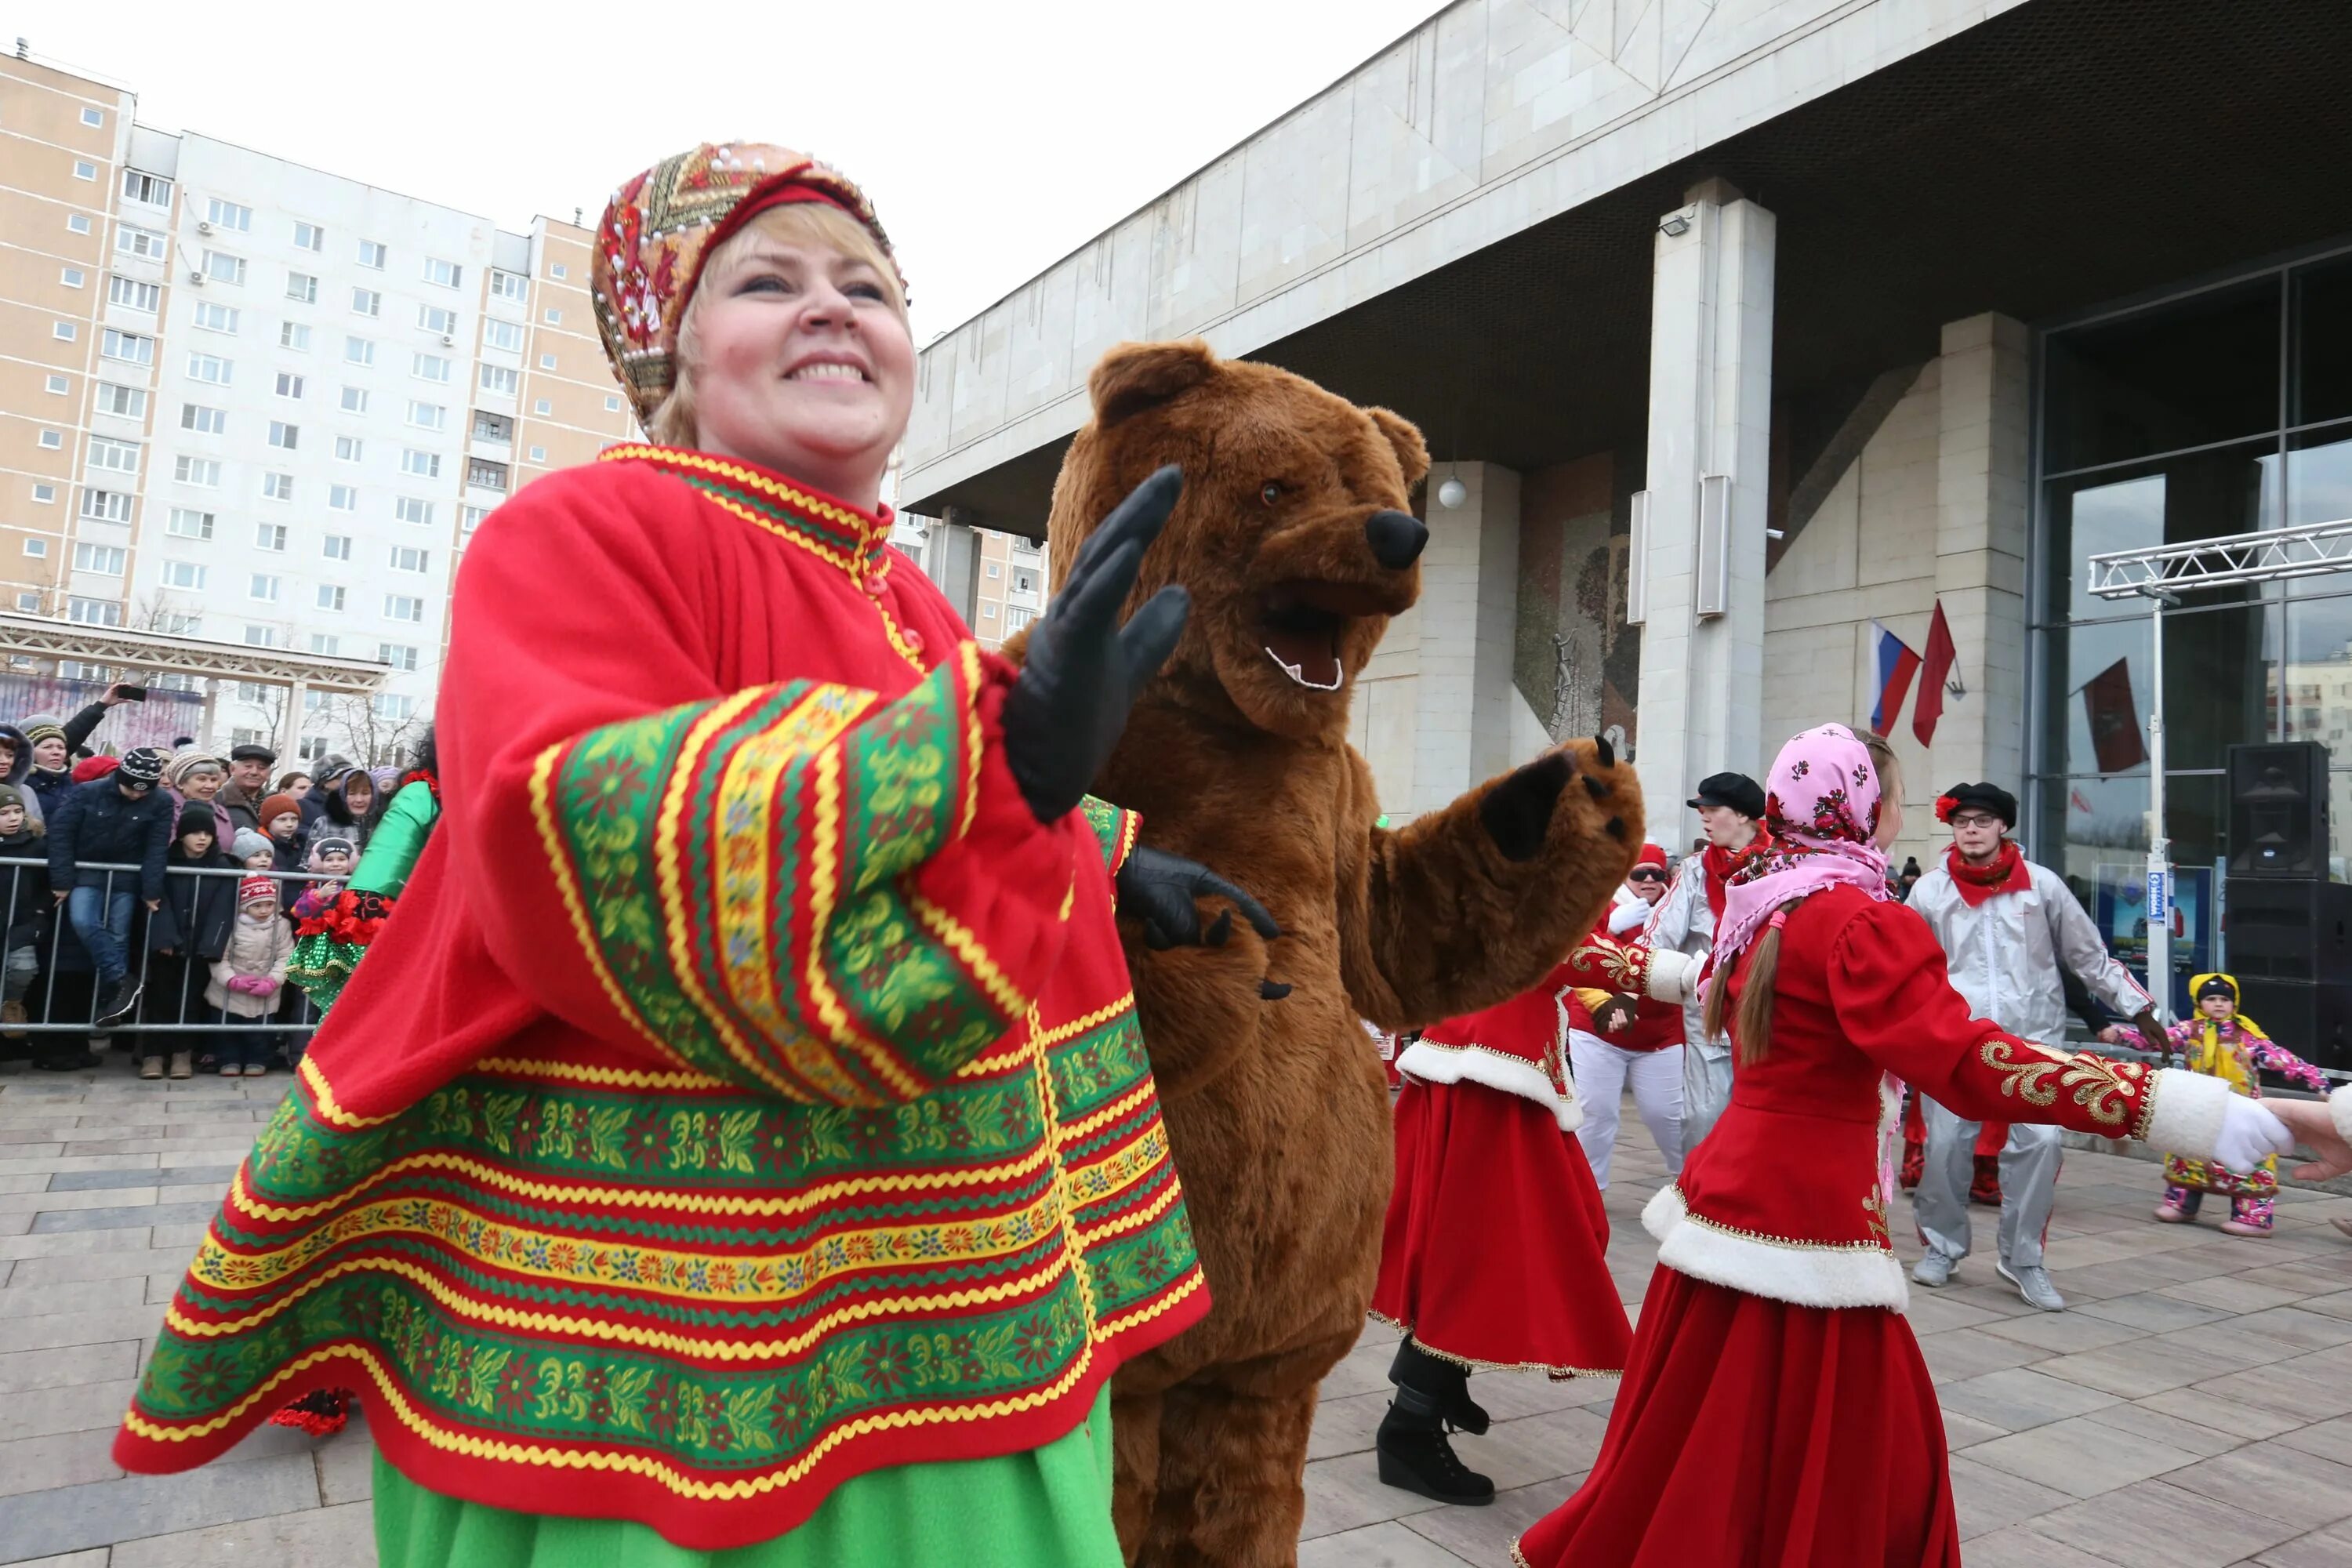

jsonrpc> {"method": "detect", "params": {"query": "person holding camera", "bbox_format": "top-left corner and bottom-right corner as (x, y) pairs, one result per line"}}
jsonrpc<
(46, 746), (175, 1029)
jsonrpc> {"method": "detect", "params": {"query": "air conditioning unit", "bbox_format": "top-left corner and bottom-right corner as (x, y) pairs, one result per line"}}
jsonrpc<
(187, 269), (205, 286)
(195, 220), (212, 235)
(440, 334), (455, 347)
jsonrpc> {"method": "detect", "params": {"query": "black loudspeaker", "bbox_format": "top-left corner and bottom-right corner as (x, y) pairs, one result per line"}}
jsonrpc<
(2227, 742), (2331, 877)
(2233, 977), (2352, 1076)
(2223, 878), (2352, 980)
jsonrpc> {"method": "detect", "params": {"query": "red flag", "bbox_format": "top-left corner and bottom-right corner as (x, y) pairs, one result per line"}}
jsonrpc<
(2081, 658), (2147, 772)
(1912, 602), (1957, 746)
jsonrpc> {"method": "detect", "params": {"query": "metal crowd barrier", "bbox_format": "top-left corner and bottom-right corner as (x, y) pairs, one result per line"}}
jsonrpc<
(0, 855), (338, 1040)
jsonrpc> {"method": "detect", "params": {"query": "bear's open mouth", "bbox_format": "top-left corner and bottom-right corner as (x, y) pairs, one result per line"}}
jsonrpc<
(1258, 582), (1388, 691)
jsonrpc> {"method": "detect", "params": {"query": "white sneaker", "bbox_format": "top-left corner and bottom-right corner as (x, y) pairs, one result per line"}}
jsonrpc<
(1997, 1258), (2065, 1312)
(1911, 1251), (1955, 1287)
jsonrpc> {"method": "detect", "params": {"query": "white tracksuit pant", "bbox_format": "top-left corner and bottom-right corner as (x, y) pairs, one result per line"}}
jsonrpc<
(1913, 1098), (2063, 1271)
(1567, 1032), (1685, 1189)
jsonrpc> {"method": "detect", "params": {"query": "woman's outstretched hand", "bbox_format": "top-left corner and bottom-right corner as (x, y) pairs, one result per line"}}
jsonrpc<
(1002, 466), (1189, 824)
(2268, 1095), (2352, 1181)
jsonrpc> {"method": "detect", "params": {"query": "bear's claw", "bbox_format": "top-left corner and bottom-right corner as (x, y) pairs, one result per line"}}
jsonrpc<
(1479, 751), (1573, 862)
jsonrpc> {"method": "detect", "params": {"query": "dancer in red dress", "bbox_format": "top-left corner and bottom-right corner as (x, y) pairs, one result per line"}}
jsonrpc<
(1514, 724), (2297, 1568)
(1372, 927), (1690, 1504)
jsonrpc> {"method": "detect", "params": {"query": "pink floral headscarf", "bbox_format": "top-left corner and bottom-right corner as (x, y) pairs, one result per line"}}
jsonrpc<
(1711, 723), (1896, 976)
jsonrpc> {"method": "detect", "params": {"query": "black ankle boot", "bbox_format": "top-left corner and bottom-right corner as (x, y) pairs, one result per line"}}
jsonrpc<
(1389, 1337), (1490, 1435)
(1376, 1386), (1494, 1506)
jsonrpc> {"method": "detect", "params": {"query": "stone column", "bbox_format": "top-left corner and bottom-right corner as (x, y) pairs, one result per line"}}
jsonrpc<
(1412, 462), (1522, 814)
(1929, 313), (2031, 799)
(1633, 180), (1776, 825)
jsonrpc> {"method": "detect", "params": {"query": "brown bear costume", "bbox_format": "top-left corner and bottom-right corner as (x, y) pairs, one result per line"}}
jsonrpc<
(1023, 339), (1643, 1566)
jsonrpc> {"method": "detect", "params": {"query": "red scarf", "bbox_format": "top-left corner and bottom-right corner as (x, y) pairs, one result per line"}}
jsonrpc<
(1945, 840), (2027, 907)
(1703, 830), (1773, 919)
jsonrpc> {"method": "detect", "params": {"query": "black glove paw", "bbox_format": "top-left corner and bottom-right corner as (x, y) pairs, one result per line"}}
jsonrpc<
(1479, 752), (1572, 862)
(1116, 845), (1281, 951)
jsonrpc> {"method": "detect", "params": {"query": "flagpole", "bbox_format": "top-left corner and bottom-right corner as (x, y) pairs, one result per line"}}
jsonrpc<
(2143, 589), (2176, 1026)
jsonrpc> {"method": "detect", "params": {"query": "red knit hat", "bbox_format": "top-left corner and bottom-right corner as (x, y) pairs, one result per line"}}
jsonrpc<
(1635, 842), (1669, 872)
(238, 877), (279, 906)
(71, 756), (120, 784)
(258, 793), (300, 826)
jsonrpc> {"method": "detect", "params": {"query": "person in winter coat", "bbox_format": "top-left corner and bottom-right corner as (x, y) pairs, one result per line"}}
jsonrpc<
(140, 804), (238, 1080)
(0, 725), (45, 830)
(231, 829), (276, 874)
(258, 793), (307, 912)
(216, 745), (275, 837)
(18, 685), (136, 810)
(166, 756), (236, 847)
(0, 783), (50, 1036)
(46, 746), (176, 1029)
(205, 877), (292, 1076)
(299, 761), (374, 856)
(287, 837), (354, 924)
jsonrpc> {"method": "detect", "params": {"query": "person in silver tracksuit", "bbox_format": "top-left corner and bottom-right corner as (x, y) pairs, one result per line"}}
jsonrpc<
(1643, 772), (1767, 1159)
(1906, 782), (2165, 1312)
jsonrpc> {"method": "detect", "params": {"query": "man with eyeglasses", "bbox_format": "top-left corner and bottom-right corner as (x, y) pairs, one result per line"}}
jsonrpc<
(1645, 772), (1771, 1155)
(1907, 780), (2167, 1311)
(46, 746), (176, 1033)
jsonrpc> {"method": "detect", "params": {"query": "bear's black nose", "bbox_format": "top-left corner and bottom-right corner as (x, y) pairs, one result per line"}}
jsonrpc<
(1366, 510), (1428, 570)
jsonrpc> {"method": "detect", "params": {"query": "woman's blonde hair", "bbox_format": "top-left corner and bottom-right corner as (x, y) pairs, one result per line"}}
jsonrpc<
(1702, 728), (1903, 1065)
(648, 202), (908, 449)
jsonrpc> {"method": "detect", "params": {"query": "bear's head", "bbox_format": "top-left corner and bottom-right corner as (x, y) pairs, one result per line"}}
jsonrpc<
(1045, 339), (1429, 741)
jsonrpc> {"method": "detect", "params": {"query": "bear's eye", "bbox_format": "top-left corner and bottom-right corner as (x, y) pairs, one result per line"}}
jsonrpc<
(1258, 481), (1283, 507)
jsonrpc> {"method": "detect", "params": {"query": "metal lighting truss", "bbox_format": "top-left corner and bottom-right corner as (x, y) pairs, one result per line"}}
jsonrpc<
(2085, 515), (2352, 1021)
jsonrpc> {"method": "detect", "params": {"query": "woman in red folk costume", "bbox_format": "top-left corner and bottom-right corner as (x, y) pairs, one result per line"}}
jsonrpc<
(112, 143), (1280, 1567)
(1371, 917), (1690, 1505)
(1513, 724), (2349, 1568)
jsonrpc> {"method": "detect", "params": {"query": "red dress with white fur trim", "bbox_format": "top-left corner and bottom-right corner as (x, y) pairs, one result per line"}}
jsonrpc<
(1515, 887), (2235, 1568)
(1372, 930), (1659, 1378)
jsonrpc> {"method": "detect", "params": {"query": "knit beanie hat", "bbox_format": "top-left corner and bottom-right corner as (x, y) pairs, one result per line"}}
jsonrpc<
(116, 746), (167, 786)
(232, 829), (272, 862)
(309, 835), (356, 866)
(238, 877), (279, 908)
(0, 783), (22, 813)
(176, 800), (218, 837)
(19, 719), (64, 753)
(258, 793), (299, 826)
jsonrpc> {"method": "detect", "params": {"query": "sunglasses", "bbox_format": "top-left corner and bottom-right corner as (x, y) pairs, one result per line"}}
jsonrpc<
(1628, 868), (1667, 883)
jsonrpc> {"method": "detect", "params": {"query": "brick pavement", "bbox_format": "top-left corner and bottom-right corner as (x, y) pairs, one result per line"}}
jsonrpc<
(5, 1062), (2352, 1566)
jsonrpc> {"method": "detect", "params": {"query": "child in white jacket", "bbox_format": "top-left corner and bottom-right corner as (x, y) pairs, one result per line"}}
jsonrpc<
(206, 877), (292, 1076)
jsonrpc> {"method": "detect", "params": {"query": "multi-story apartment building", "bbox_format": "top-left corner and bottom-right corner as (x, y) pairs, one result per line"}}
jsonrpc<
(1, 49), (634, 759)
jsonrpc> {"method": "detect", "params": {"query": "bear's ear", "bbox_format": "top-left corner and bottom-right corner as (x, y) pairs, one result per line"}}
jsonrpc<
(1367, 408), (1430, 490)
(1090, 339), (1218, 428)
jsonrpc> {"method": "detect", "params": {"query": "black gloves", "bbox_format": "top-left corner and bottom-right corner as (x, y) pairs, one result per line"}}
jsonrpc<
(1002, 466), (1191, 825)
(1116, 846), (1288, 998)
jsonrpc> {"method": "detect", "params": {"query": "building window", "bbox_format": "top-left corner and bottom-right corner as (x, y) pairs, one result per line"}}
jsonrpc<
(533, 397), (553, 416)
(202, 249), (246, 285)
(161, 560), (207, 590)
(274, 372), (305, 401)
(249, 573), (282, 602)
(167, 508), (215, 539)
(384, 593), (426, 622)
(245, 626), (278, 648)
(407, 401), (447, 431)
(37, 431), (61, 450)
(376, 693), (416, 721)
(180, 402), (226, 434)
(423, 258), (462, 289)
(46, 374), (70, 396)
(459, 504), (491, 532)
(416, 304), (458, 336)
(205, 198), (252, 232)
(1005, 607), (1035, 633)
(24, 539), (45, 557)
(550, 262), (568, 280)
(267, 420), (299, 450)
(335, 435), (364, 462)
(86, 437), (139, 475)
(61, 267), (86, 289)
(316, 585), (347, 612)
(95, 383), (146, 419)
(281, 321), (312, 350)
(401, 448), (441, 478)
(539, 353), (558, 370)
(479, 365), (519, 397)
(472, 410), (514, 444)
(489, 270), (527, 303)
(339, 386), (368, 414)
(528, 445), (547, 463)
(379, 641), (419, 671)
(186, 352), (232, 384)
(81, 489), (134, 523)
(358, 238), (387, 269)
(352, 287), (382, 318)
(322, 534), (353, 561)
(263, 472), (294, 501)
(68, 213), (92, 235)
(412, 352), (452, 383)
(543, 307), (561, 325)
(310, 633), (340, 655)
(175, 456), (221, 487)
(73, 158), (97, 181)
(192, 302), (238, 334)
(466, 459), (510, 493)
(329, 484), (358, 511)
(344, 336), (376, 366)
(52, 321), (76, 342)
(287, 271), (318, 303)
(389, 545), (430, 573)
(482, 318), (524, 353)
(255, 523), (288, 552)
(102, 328), (154, 365)
(32, 484), (56, 503)
(122, 169), (172, 206)
(980, 604), (996, 619)
(107, 275), (158, 310)
(394, 496), (434, 525)
(115, 223), (164, 261)
(604, 394), (622, 412)
(73, 543), (127, 576)
(82, 107), (104, 128)
(293, 221), (325, 252)
(70, 597), (125, 626)
(986, 563), (1001, 578)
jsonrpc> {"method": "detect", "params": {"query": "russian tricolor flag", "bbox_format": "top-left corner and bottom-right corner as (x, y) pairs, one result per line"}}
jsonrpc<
(1871, 622), (1923, 735)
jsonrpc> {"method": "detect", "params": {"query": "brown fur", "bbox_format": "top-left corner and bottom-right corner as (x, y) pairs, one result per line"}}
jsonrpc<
(1022, 339), (1643, 1566)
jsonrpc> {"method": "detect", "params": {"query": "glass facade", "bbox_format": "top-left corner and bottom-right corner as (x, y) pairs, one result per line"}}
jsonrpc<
(2033, 245), (2352, 1000)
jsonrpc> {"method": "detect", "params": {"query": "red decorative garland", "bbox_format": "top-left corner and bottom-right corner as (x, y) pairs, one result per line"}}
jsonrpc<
(295, 887), (397, 946)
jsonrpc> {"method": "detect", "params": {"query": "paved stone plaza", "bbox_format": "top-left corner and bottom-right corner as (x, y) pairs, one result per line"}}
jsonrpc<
(4, 1065), (2352, 1566)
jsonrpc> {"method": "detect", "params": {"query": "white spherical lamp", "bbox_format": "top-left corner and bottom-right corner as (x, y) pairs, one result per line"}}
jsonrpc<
(1436, 474), (1468, 510)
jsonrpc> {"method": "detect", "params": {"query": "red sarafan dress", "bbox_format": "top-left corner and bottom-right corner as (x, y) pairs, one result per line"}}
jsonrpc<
(1372, 931), (1647, 1380)
(1515, 886), (2232, 1568)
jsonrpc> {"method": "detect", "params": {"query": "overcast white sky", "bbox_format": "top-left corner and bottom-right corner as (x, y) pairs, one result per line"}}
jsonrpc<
(25, 0), (1443, 343)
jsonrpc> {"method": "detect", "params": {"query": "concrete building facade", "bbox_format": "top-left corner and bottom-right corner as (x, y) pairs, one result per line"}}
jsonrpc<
(0, 50), (633, 760)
